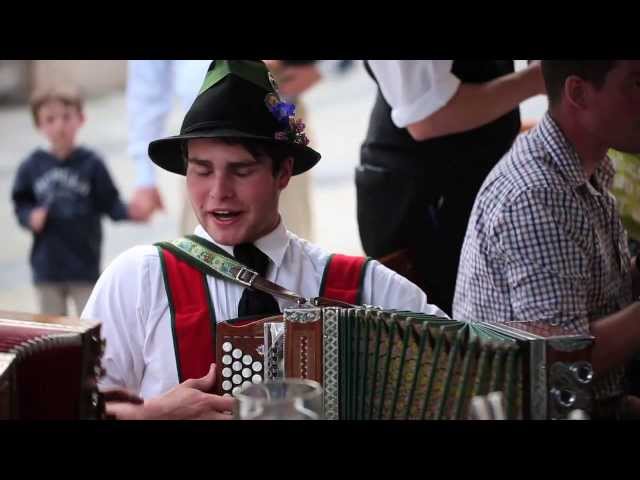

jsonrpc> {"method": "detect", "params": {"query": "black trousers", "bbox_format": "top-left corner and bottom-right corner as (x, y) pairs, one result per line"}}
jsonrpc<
(355, 159), (492, 316)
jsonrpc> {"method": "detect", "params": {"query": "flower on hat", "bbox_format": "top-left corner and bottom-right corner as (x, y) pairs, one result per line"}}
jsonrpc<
(265, 92), (309, 146)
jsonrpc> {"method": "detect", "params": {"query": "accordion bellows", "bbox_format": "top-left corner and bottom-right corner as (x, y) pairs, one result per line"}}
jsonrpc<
(0, 311), (105, 420)
(217, 306), (595, 420)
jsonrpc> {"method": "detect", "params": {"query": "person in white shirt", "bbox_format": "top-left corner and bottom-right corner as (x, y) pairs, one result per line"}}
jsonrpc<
(262, 60), (545, 315)
(82, 60), (446, 420)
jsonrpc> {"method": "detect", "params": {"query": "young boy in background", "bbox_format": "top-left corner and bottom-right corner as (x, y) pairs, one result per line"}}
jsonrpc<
(11, 85), (146, 316)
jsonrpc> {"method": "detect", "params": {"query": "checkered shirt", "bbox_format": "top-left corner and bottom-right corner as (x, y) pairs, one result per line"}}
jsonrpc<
(453, 112), (633, 400)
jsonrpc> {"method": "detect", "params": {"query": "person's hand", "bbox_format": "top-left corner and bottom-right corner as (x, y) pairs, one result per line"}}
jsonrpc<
(263, 60), (321, 97)
(29, 207), (48, 233)
(129, 186), (164, 221)
(101, 387), (144, 420)
(105, 364), (234, 420)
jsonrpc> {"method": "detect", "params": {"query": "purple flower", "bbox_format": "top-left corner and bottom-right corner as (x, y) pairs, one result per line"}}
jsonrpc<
(269, 101), (296, 125)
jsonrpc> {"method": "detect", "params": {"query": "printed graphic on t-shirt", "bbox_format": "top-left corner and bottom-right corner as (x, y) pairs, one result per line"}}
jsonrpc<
(33, 167), (91, 219)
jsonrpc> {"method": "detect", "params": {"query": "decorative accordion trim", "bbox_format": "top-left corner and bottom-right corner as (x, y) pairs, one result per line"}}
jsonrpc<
(322, 307), (340, 420)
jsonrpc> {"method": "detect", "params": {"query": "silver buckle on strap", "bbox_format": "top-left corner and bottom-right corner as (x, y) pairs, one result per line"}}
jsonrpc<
(235, 267), (258, 286)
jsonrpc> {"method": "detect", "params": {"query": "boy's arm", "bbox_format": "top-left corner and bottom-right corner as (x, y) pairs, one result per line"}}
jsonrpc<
(11, 161), (39, 230)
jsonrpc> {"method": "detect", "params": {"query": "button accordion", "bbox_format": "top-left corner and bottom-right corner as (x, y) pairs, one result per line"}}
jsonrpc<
(0, 311), (105, 419)
(214, 306), (595, 420)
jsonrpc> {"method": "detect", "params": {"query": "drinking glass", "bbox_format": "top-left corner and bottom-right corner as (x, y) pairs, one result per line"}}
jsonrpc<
(234, 378), (323, 420)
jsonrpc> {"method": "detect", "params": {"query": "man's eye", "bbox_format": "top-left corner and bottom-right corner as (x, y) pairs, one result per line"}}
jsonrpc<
(235, 168), (252, 177)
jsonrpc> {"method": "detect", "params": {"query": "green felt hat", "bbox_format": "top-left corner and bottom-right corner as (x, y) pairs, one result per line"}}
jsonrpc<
(148, 60), (320, 176)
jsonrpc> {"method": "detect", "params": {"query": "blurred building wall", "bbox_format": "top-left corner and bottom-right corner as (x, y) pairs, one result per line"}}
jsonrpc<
(0, 60), (126, 104)
(31, 60), (126, 96)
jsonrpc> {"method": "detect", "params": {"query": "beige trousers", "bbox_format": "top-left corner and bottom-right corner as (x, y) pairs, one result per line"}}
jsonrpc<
(35, 282), (94, 316)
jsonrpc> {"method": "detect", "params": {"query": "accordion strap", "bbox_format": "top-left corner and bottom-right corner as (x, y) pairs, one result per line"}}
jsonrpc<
(155, 235), (308, 306)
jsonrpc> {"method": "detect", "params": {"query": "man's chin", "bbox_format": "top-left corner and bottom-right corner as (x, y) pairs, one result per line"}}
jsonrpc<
(204, 227), (248, 247)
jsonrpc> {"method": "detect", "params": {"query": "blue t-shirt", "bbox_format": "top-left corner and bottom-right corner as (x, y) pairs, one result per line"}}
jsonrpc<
(11, 146), (130, 283)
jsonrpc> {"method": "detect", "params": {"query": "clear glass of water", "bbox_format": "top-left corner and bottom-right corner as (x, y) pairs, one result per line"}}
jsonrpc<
(234, 378), (323, 420)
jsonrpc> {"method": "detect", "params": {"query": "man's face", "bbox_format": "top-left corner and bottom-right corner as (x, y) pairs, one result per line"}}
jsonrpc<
(186, 138), (293, 246)
(584, 60), (640, 154)
(36, 100), (84, 154)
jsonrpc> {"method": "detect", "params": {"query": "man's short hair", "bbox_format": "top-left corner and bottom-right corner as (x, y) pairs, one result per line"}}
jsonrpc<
(182, 137), (292, 176)
(541, 60), (618, 105)
(29, 84), (84, 126)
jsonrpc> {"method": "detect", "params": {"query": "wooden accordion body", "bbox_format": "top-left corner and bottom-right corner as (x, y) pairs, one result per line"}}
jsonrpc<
(0, 311), (105, 420)
(216, 306), (595, 420)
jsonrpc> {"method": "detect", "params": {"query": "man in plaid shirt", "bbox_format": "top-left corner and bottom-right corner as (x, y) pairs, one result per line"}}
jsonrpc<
(453, 60), (640, 418)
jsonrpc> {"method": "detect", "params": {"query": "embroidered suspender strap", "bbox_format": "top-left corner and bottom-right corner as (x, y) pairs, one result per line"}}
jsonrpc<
(157, 246), (216, 382)
(155, 235), (308, 305)
(319, 254), (372, 305)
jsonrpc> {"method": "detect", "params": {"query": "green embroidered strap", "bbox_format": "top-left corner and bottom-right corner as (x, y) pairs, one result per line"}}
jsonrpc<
(155, 235), (307, 305)
(156, 236), (256, 286)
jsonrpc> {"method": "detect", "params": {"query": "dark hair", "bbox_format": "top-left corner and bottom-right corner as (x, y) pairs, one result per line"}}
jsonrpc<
(30, 84), (83, 126)
(181, 137), (292, 176)
(541, 60), (617, 105)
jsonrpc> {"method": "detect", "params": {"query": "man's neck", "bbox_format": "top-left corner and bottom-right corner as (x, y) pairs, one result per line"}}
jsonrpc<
(549, 108), (608, 179)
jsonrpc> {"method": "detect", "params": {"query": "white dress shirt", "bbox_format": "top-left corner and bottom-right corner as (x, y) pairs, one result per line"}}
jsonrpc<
(82, 221), (446, 398)
(126, 60), (211, 187)
(367, 60), (461, 129)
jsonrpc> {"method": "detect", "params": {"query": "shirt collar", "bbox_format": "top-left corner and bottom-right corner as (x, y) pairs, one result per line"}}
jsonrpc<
(193, 218), (291, 269)
(536, 112), (615, 192)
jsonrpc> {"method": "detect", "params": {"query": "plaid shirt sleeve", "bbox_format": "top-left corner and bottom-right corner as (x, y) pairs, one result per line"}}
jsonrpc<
(492, 187), (592, 333)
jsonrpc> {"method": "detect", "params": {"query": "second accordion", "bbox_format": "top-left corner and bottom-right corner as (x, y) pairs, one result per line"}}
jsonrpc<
(215, 306), (595, 420)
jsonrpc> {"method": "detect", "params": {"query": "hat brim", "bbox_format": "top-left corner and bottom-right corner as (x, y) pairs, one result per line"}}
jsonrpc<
(148, 129), (321, 176)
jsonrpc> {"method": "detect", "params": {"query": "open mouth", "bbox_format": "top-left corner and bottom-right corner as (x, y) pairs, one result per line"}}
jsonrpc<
(211, 210), (243, 222)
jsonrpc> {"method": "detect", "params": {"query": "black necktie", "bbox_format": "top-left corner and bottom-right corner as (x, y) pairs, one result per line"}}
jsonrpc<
(233, 243), (281, 317)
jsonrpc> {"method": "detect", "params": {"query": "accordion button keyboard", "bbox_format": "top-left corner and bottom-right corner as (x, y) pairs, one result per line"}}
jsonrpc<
(222, 354), (232, 365)
(222, 342), (232, 353)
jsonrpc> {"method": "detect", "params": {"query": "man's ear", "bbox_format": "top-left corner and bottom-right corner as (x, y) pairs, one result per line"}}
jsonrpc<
(563, 75), (588, 110)
(277, 157), (294, 190)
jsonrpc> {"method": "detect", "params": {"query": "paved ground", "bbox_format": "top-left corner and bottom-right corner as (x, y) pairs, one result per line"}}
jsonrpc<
(0, 61), (547, 315)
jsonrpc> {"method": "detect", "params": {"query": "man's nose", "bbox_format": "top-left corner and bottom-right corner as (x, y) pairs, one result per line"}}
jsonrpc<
(209, 174), (233, 200)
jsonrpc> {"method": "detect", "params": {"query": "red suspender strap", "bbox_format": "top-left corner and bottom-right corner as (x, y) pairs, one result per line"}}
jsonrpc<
(158, 247), (216, 382)
(319, 254), (371, 305)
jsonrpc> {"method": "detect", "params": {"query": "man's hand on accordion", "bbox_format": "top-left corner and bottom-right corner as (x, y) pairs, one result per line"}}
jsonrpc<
(104, 363), (234, 420)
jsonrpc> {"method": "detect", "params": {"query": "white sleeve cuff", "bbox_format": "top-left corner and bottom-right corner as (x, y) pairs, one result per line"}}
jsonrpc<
(390, 73), (461, 128)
